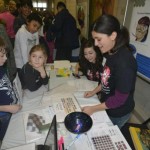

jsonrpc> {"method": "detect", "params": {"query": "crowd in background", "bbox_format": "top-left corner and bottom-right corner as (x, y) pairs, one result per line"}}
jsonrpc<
(0, 0), (84, 81)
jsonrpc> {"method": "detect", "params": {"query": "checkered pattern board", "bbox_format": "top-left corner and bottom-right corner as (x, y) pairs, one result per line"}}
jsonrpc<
(91, 135), (116, 150)
(26, 113), (45, 133)
(91, 135), (128, 150)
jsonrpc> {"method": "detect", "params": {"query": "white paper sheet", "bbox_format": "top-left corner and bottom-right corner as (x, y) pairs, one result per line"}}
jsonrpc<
(5, 142), (35, 150)
(67, 79), (98, 91)
(87, 125), (131, 150)
(23, 107), (54, 143)
(41, 93), (81, 122)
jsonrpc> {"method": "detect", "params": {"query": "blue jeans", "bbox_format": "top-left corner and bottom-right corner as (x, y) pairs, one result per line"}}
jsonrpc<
(109, 113), (131, 129)
(0, 113), (11, 141)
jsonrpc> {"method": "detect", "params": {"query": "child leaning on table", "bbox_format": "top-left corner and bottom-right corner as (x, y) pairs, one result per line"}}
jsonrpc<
(19, 44), (49, 92)
(0, 37), (22, 141)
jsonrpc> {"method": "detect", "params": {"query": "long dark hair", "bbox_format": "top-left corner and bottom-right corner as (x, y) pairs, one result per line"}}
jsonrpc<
(92, 14), (130, 53)
(79, 38), (103, 74)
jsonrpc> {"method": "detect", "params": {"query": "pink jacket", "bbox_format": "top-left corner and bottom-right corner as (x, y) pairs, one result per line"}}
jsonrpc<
(0, 11), (15, 38)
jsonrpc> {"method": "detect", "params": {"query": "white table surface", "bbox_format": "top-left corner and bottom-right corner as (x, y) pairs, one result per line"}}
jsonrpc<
(1, 65), (112, 150)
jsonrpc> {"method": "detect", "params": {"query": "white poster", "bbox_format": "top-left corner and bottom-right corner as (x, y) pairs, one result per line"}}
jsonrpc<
(129, 0), (150, 82)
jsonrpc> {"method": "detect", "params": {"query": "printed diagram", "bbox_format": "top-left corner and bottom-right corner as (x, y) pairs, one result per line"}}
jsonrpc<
(23, 107), (52, 143)
(26, 113), (45, 133)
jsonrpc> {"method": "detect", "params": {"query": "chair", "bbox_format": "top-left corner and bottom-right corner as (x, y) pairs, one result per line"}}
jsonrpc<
(121, 118), (150, 149)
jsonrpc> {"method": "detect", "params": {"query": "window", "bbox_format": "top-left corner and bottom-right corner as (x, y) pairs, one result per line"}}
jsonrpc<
(33, 0), (47, 11)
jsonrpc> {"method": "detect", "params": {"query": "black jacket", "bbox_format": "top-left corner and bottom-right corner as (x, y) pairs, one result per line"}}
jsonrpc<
(52, 9), (79, 50)
(19, 63), (49, 91)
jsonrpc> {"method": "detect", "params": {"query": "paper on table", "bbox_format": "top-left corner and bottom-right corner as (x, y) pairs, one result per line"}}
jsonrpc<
(23, 107), (54, 143)
(87, 125), (132, 150)
(91, 111), (111, 124)
(5, 142), (35, 150)
(41, 93), (81, 122)
(69, 133), (92, 150)
(67, 79), (98, 91)
(73, 91), (98, 99)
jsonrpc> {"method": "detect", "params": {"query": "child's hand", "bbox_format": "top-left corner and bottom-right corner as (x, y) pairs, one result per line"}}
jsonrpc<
(36, 66), (46, 78)
(8, 105), (22, 113)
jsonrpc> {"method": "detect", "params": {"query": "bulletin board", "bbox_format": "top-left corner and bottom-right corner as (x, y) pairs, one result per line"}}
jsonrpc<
(128, 0), (150, 82)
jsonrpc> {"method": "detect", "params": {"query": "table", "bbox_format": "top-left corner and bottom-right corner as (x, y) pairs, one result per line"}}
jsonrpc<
(1, 64), (113, 150)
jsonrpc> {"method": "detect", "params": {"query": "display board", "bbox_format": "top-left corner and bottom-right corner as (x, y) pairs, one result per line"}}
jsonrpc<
(128, 0), (150, 82)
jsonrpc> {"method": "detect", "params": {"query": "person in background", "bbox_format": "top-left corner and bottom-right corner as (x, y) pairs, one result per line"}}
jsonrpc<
(14, 12), (42, 73)
(51, 1), (79, 61)
(71, 28), (85, 62)
(82, 14), (137, 129)
(0, 0), (15, 47)
(13, 0), (33, 34)
(43, 10), (55, 34)
(15, 2), (22, 16)
(19, 44), (49, 92)
(8, 0), (16, 16)
(75, 39), (103, 82)
(0, 36), (22, 141)
(42, 10), (55, 63)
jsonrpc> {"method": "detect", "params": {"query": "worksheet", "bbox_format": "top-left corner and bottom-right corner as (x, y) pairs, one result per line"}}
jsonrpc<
(41, 93), (81, 122)
(23, 107), (53, 143)
(87, 125), (132, 150)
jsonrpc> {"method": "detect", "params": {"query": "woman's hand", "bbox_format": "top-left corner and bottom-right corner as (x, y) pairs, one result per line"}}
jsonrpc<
(84, 91), (95, 98)
(82, 106), (95, 116)
(84, 84), (101, 98)
(82, 103), (107, 116)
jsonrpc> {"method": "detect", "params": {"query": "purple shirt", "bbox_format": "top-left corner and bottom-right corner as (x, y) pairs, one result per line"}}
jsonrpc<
(105, 90), (129, 109)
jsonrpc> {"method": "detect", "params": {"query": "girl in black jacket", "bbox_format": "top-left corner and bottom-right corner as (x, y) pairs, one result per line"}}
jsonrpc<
(19, 44), (49, 91)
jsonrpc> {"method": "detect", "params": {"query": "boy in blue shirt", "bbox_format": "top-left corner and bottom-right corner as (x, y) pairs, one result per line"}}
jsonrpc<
(0, 36), (22, 141)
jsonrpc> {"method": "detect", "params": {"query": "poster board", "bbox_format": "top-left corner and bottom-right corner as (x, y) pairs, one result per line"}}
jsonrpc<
(128, 0), (150, 82)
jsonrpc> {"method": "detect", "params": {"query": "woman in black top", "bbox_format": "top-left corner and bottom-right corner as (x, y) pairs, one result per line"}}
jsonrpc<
(83, 14), (137, 128)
